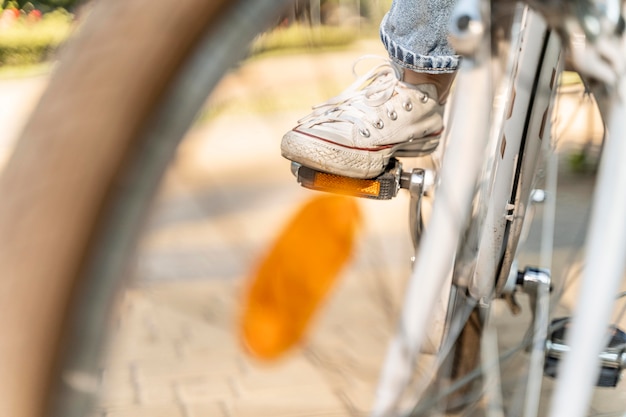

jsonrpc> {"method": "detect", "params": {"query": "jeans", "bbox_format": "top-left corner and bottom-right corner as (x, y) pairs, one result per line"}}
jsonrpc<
(380, 0), (459, 73)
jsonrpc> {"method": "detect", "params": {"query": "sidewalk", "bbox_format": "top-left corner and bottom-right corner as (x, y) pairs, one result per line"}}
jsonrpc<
(0, 39), (614, 417)
(97, 39), (415, 417)
(97, 42), (610, 417)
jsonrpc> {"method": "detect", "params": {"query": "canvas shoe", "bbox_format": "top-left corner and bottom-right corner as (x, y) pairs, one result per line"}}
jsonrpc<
(281, 59), (445, 179)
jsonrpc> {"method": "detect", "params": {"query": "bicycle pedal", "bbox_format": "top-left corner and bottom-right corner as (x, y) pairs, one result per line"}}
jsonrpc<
(544, 317), (626, 387)
(291, 158), (403, 200)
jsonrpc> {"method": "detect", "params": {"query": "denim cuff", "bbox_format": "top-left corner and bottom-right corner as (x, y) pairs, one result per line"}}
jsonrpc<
(380, 25), (459, 74)
(380, 5), (460, 74)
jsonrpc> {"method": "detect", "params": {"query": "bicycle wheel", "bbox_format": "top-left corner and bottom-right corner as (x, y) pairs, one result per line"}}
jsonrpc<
(0, 1), (612, 417)
(0, 1), (292, 416)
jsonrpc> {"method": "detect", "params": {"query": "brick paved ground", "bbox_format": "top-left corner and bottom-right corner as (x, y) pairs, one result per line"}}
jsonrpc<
(90, 43), (612, 415)
(95, 40), (416, 414)
(97, 273), (402, 417)
(2, 37), (621, 417)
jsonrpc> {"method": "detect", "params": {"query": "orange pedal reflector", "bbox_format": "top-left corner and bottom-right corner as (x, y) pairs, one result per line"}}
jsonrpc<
(295, 161), (401, 200)
(241, 194), (361, 359)
(311, 171), (381, 197)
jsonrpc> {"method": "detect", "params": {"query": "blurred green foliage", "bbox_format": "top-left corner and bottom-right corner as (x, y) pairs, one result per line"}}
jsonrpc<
(0, 8), (72, 66)
(250, 24), (358, 56)
(2, 0), (83, 12)
(0, 0), (386, 68)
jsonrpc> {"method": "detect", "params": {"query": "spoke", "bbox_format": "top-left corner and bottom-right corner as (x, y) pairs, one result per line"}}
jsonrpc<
(549, 97), (626, 417)
(524, 114), (559, 417)
(482, 313), (505, 417)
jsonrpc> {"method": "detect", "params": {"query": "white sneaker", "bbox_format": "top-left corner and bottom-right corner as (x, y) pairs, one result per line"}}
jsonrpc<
(281, 59), (444, 179)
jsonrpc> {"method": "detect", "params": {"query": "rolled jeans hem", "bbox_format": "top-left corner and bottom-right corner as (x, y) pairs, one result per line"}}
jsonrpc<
(380, 29), (460, 74)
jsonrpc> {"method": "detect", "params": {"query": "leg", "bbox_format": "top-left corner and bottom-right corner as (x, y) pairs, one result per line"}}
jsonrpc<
(381, 0), (459, 102)
(281, 0), (460, 179)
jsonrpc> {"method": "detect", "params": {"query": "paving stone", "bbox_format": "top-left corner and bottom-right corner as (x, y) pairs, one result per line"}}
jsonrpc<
(97, 368), (137, 407)
(230, 384), (346, 417)
(334, 378), (377, 414)
(184, 402), (228, 417)
(104, 340), (170, 365)
(237, 357), (329, 391)
(176, 377), (236, 404)
(104, 296), (181, 365)
(104, 404), (185, 417)
(231, 356), (349, 415)
(137, 382), (177, 405)
(135, 354), (244, 384)
(105, 337), (180, 366)
(177, 326), (241, 356)
(179, 341), (242, 361)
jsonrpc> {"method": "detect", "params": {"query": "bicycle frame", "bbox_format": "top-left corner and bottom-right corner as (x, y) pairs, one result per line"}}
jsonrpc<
(2, 0), (624, 416)
(372, 0), (626, 415)
(549, 75), (626, 417)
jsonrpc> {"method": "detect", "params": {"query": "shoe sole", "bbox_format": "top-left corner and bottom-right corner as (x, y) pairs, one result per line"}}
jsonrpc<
(281, 130), (441, 179)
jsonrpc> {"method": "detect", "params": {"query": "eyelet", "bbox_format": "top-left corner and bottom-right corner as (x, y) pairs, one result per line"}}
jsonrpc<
(388, 110), (397, 120)
(421, 94), (429, 103)
(374, 120), (384, 129)
(359, 128), (371, 138)
(403, 101), (413, 111)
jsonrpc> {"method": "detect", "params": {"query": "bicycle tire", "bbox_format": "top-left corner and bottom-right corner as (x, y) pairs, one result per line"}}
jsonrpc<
(0, 2), (572, 417)
(0, 1), (289, 416)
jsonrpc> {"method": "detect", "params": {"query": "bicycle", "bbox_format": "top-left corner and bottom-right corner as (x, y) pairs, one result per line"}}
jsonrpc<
(1, 1), (625, 417)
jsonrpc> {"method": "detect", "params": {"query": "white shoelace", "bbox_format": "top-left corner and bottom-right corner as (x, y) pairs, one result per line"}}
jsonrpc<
(298, 56), (426, 136)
